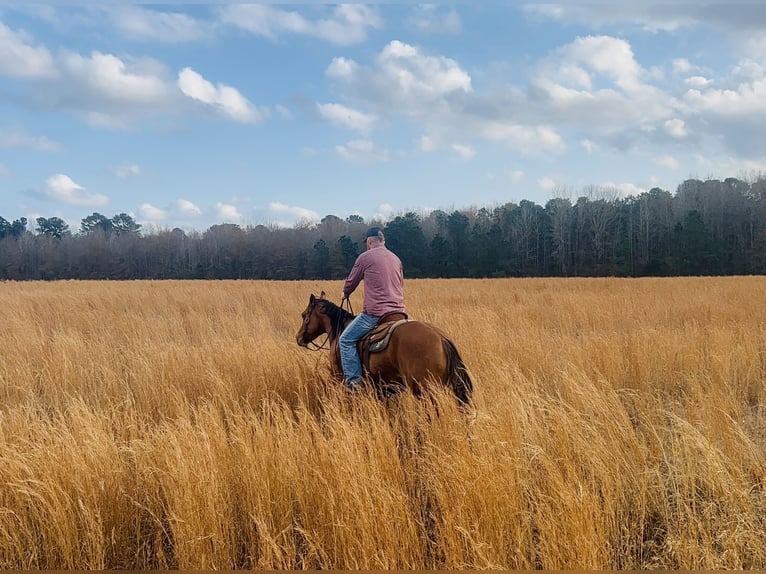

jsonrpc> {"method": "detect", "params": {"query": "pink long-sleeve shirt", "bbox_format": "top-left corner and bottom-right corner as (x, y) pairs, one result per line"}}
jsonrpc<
(343, 244), (405, 317)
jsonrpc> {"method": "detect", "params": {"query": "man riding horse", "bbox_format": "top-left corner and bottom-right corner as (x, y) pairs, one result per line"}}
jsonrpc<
(340, 226), (405, 390)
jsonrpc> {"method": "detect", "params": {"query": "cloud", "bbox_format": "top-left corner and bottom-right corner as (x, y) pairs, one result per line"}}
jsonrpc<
(509, 170), (524, 182)
(673, 58), (697, 74)
(523, 5), (766, 34)
(111, 163), (141, 178)
(684, 75), (713, 88)
(0, 127), (61, 151)
(139, 203), (166, 221)
(602, 181), (646, 196)
(538, 176), (558, 192)
(406, 5), (462, 34)
(217, 4), (382, 45)
(525, 5), (766, 61)
(0, 20), (55, 78)
(335, 139), (390, 163)
(419, 135), (436, 152)
(275, 104), (293, 119)
(42, 174), (108, 207)
(215, 202), (242, 222)
(0, 20), (264, 130)
(655, 155), (680, 169)
(173, 199), (202, 217)
(178, 67), (264, 124)
(581, 139), (598, 154)
(269, 201), (319, 222)
(106, 6), (209, 43)
(451, 143), (475, 159)
(481, 123), (566, 153)
(61, 51), (171, 107)
(316, 103), (377, 132)
(663, 118), (687, 139)
(326, 40), (472, 110)
(325, 39), (564, 156)
(373, 203), (395, 221)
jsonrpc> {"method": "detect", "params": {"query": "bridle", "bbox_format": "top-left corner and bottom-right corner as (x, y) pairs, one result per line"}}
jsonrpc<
(303, 296), (354, 352)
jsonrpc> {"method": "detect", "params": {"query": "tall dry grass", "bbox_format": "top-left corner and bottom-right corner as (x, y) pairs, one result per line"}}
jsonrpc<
(0, 277), (764, 569)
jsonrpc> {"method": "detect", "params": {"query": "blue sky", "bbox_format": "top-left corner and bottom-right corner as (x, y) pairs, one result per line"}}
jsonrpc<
(2, 3), (766, 232)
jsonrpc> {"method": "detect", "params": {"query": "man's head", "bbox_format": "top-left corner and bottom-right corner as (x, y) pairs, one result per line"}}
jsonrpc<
(365, 226), (384, 248)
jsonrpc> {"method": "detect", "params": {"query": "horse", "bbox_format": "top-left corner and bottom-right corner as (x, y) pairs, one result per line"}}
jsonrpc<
(296, 291), (473, 405)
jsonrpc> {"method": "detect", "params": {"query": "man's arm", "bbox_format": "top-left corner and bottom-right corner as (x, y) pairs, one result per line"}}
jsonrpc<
(342, 256), (365, 299)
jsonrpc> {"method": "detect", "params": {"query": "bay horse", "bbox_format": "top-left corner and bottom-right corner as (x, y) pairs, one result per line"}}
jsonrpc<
(296, 292), (472, 405)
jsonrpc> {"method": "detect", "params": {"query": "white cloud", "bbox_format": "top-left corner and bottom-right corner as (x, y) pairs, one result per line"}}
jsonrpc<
(268, 201), (319, 222)
(509, 170), (525, 182)
(42, 174), (108, 207)
(374, 203), (395, 221)
(107, 6), (208, 43)
(538, 176), (558, 192)
(178, 67), (264, 124)
(559, 35), (641, 91)
(0, 127), (61, 151)
(524, 5), (725, 34)
(406, 5), (462, 34)
(316, 103), (377, 132)
(0, 21), (55, 78)
(327, 40), (472, 111)
(62, 51), (171, 107)
(663, 118), (687, 139)
(0, 20), (267, 130)
(139, 203), (166, 221)
(377, 40), (473, 101)
(275, 104), (293, 119)
(215, 202), (242, 222)
(581, 138), (598, 154)
(174, 199), (202, 217)
(419, 135), (436, 152)
(603, 181), (646, 196)
(684, 79), (766, 117)
(655, 155), (680, 169)
(732, 59), (765, 82)
(217, 4), (382, 45)
(685, 75), (713, 88)
(526, 35), (680, 151)
(481, 123), (566, 153)
(111, 163), (141, 178)
(335, 139), (390, 163)
(325, 40), (582, 157)
(673, 58), (696, 74)
(451, 143), (475, 159)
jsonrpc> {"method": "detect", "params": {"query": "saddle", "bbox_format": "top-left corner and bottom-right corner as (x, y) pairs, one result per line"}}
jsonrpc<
(358, 312), (409, 373)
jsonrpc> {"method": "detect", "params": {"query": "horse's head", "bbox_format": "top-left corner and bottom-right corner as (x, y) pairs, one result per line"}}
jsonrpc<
(296, 291), (330, 347)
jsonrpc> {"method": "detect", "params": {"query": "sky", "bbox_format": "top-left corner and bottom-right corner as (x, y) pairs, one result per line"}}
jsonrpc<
(2, 3), (766, 232)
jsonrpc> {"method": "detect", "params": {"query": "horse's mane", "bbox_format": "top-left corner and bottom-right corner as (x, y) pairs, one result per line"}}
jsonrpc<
(319, 298), (355, 340)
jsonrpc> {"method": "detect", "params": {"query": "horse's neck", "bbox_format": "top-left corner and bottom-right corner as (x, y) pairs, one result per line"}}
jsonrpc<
(326, 308), (354, 342)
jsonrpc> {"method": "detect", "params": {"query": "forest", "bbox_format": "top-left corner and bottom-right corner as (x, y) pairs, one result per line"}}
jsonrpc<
(2, 177), (766, 280)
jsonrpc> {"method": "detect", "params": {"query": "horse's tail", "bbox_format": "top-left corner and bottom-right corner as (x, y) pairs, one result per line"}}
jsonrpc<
(441, 337), (473, 406)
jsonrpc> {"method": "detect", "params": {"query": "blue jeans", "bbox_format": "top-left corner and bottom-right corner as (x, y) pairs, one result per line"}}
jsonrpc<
(339, 312), (379, 386)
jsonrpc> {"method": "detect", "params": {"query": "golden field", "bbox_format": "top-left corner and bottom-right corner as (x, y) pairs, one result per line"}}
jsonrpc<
(0, 276), (765, 569)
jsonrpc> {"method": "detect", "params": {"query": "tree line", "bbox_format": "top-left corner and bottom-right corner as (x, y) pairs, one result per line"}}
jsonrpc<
(2, 177), (766, 281)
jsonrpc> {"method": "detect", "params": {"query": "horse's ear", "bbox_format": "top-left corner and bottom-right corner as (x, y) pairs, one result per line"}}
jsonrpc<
(309, 294), (316, 304)
(319, 290), (326, 300)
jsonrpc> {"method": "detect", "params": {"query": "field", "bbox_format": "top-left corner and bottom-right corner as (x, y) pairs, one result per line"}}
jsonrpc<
(0, 277), (765, 569)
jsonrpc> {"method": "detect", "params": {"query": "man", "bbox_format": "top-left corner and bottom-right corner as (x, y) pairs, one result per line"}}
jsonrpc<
(340, 226), (405, 389)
